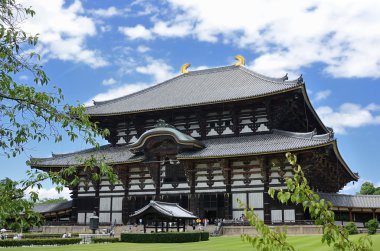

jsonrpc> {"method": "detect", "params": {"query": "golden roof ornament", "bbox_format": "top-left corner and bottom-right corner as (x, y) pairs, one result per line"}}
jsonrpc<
(180, 63), (191, 74)
(234, 55), (246, 66)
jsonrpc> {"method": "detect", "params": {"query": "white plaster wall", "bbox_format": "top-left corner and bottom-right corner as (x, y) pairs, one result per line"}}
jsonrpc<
(248, 192), (263, 208)
(99, 197), (111, 211)
(111, 197), (122, 211)
(232, 193), (246, 209)
(99, 213), (110, 223)
(112, 213), (122, 224)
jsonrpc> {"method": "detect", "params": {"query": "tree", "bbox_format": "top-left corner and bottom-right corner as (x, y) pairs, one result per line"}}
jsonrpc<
(241, 153), (372, 251)
(0, 0), (116, 230)
(0, 178), (43, 232)
(374, 187), (380, 195)
(36, 197), (68, 205)
(360, 182), (376, 195)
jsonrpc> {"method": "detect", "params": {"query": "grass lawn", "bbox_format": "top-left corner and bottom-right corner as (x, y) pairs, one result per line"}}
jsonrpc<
(5, 235), (380, 251)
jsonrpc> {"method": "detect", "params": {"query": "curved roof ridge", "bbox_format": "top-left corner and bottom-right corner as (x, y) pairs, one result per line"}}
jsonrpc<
(90, 65), (235, 107)
(32, 144), (114, 161)
(89, 65), (301, 109)
(285, 74), (304, 84)
(90, 74), (186, 107)
(272, 129), (331, 140)
(239, 66), (296, 84)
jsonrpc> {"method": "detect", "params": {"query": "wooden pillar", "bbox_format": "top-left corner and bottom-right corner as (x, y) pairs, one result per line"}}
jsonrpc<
(373, 209), (376, 219)
(349, 208), (353, 222)
(70, 185), (78, 223)
(121, 165), (130, 224)
(187, 162), (198, 216)
(260, 156), (271, 224)
(166, 221), (169, 232)
(183, 220), (186, 232)
(177, 219), (180, 232)
(161, 221), (164, 232)
(222, 159), (232, 219)
(155, 218), (158, 233)
(144, 222), (146, 233)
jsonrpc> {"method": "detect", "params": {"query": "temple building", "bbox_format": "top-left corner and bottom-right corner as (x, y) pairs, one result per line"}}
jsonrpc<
(32, 56), (364, 225)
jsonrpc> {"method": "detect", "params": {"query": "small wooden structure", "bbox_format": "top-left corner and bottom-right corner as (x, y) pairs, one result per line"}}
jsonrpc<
(129, 200), (197, 233)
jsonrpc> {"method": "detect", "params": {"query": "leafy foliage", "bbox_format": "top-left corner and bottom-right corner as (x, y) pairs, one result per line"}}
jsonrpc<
(92, 237), (120, 243)
(366, 219), (379, 235)
(120, 232), (209, 243)
(0, 178), (43, 232)
(345, 222), (358, 235)
(239, 197), (294, 251)
(360, 182), (376, 195)
(0, 238), (81, 247)
(0, 0), (117, 231)
(36, 197), (68, 205)
(241, 153), (373, 251)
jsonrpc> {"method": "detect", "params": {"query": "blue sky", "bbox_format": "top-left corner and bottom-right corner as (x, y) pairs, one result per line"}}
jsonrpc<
(2, 0), (380, 198)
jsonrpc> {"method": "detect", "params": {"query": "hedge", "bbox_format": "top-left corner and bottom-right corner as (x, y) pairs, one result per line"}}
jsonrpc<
(366, 219), (379, 235)
(6, 233), (79, 239)
(92, 237), (120, 243)
(0, 238), (81, 247)
(120, 232), (209, 243)
(345, 222), (358, 235)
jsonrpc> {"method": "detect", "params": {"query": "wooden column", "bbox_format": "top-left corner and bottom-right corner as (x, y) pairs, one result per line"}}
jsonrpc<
(186, 162), (198, 215)
(260, 156), (271, 224)
(221, 159), (232, 219)
(373, 209), (376, 219)
(349, 208), (353, 222)
(121, 165), (130, 224)
(70, 185), (79, 223)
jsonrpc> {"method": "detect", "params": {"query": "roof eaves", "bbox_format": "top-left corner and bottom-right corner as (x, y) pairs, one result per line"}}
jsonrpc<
(87, 85), (304, 117)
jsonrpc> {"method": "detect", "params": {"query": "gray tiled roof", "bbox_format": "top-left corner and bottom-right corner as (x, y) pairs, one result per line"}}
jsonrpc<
(86, 65), (302, 116)
(31, 130), (331, 167)
(130, 200), (197, 219)
(34, 201), (72, 213)
(31, 144), (142, 167)
(319, 193), (380, 209)
(177, 129), (332, 159)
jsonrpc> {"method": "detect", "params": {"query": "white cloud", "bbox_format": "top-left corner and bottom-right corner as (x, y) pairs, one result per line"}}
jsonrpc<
(85, 83), (153, 106)
(102, 77), (117, 86)
(90, 6), (123, 18)
(340, 179), (364, 195)
(315, 89), (332, 101)
(128, 0), (380, 78)
(152, 21), (193, 38)
(19, 75), (29, 81)
(118, 25), (153, 40)
(21, 0), (108, 68)
(367, 103), (380, 111)
(316, 103), (380, 134)
(86, 58), (177, 105)
(137, 45), (150, 53)
(136, 58), (176, 82)
(100, 25), (112, 33)
(25, 187), (71, 200)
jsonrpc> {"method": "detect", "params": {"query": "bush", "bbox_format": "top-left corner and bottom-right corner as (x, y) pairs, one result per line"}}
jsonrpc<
(120, 231), (209, 243)
(345, 222), (358, 235)
(365, 219), (379, 235)
(92, 237), (119, 243)
(6, 233), (79, 239)
(0, 238), (81, 247)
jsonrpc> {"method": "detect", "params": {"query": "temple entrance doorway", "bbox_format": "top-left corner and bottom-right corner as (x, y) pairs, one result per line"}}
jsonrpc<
(205, 209), (217, 224)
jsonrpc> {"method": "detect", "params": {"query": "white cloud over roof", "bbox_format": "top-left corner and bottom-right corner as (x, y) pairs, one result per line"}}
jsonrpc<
(122, 0), (380, 78)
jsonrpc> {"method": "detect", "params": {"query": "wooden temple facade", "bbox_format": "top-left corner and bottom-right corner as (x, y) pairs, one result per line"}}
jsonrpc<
(31, 60), (359, 225)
